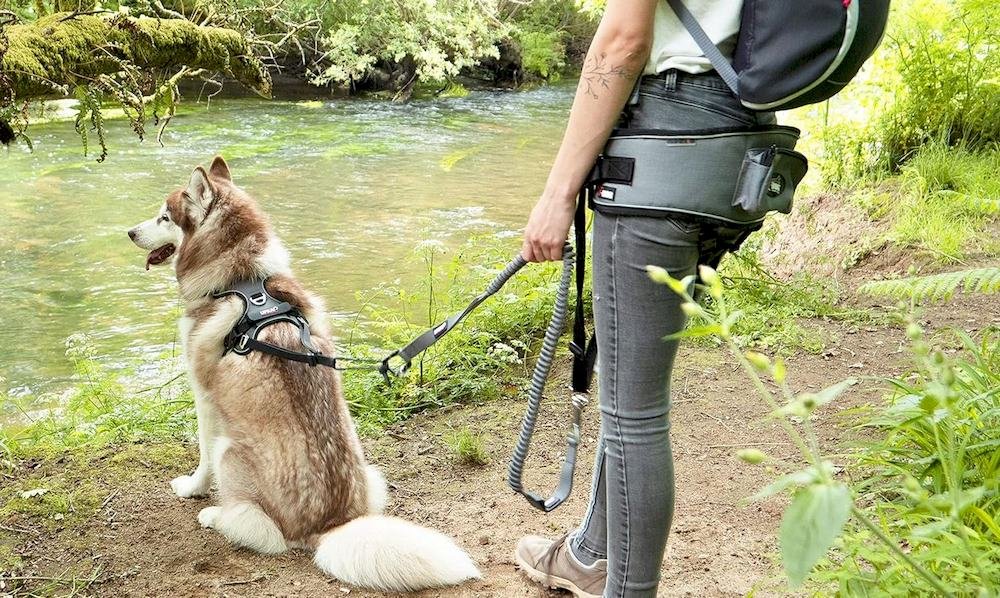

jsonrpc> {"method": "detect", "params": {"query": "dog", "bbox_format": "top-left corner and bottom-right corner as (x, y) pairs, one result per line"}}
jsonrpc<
(127, 156), (481, 592)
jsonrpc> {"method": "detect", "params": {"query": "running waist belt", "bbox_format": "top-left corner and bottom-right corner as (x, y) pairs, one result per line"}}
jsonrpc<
(588, 125), (809, 225)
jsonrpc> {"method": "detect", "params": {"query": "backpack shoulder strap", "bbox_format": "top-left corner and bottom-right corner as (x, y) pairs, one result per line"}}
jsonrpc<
(664, 0), (741, 96)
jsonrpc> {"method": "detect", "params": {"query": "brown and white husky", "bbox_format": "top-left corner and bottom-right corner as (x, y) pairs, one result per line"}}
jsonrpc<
(127, 156), (481, 592)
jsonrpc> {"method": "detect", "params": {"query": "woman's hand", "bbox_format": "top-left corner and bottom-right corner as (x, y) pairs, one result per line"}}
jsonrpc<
(518, 0), (655, 262)
(522, 193), (576, 262)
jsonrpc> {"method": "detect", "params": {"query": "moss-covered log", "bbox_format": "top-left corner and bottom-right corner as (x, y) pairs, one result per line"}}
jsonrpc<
(1, 12), (271, 100)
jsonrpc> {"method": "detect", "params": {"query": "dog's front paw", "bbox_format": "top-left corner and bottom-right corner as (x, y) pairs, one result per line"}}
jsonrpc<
(198, 506), (221, 529)
(171, 474), (210, 498)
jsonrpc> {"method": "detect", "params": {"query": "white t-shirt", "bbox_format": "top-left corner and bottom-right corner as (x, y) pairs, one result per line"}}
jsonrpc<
(644, 0), (744, 75)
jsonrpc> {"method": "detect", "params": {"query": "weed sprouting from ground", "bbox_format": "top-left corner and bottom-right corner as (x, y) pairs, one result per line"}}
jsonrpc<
(445, 428), (489, 466)
(713, 242), (875, 353)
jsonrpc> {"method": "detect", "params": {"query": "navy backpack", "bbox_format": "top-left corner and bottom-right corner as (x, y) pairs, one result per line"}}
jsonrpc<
(668, 0), (892, 111)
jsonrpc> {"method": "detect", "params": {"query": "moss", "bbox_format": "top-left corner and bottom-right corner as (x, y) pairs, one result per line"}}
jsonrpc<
(0, 442), (192, 532)
(1, 13), (271, 100)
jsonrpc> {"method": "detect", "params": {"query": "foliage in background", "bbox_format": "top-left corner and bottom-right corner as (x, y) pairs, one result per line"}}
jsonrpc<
(340, 237), (563, 434)
(860, 267), (1000, 303)
(0, 334), (193, 461)
(714, 237), (872, 354)
(819, 0), (999, 183)
(813, 326), (1000, 595)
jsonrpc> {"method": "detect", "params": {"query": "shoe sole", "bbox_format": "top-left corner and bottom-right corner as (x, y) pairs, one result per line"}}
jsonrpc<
(513, 549), (602, 598)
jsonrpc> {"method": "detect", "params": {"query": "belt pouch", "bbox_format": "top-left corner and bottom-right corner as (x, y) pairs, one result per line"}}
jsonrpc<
(589, 125), (808, 225)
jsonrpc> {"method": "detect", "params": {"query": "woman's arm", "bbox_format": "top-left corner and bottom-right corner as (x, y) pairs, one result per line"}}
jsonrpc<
(522, 0), (657, 262)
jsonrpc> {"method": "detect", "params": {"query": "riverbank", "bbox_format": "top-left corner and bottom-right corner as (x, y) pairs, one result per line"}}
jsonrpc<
(2, 287), (996, 597)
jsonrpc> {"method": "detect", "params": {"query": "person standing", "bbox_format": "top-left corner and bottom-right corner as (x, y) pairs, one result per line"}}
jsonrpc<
(515, 1), (773, 596)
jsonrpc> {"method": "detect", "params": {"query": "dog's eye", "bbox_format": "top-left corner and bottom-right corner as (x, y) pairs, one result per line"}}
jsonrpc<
(159, 214), (170, 223)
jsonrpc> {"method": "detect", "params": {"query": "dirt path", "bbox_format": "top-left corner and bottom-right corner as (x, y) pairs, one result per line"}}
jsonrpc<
(4, 294), (997, 598)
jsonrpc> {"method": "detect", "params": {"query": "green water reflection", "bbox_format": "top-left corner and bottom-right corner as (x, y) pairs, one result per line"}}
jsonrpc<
(0, 85), (573, 404)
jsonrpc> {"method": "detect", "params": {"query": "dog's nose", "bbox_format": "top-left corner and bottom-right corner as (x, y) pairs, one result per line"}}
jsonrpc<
(128, 229), (137, 241)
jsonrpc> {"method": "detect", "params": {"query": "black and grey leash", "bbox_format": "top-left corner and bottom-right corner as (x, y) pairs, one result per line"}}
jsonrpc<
(382, 195), (597, 512)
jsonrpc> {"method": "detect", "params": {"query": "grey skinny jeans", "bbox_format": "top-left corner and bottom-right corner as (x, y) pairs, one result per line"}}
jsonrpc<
(569, 70), (776, 598)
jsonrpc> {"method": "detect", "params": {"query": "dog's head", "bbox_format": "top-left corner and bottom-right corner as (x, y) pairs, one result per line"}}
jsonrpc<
(128, 156), (289, 298)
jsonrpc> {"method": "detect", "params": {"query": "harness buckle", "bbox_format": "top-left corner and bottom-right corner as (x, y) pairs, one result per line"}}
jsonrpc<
(235, 334), (250, 354)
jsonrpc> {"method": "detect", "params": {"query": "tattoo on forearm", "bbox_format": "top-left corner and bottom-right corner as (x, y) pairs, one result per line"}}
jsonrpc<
(581, 53), (633, 100)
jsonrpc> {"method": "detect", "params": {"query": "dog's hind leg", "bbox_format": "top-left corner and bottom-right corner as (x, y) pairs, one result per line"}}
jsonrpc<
(198, 502), (287, 554)
(202, 439), (287, 554)
(365, 465), (388, 515)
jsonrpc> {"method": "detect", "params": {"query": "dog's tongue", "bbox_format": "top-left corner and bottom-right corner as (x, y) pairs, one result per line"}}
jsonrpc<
(145, 244), (176, 270)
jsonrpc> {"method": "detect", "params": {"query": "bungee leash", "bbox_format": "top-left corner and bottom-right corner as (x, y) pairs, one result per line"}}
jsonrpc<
(382, 194), (597, 512)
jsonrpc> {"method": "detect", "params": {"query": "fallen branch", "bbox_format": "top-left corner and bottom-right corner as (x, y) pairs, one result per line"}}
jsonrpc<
(1, 12), (272, 101)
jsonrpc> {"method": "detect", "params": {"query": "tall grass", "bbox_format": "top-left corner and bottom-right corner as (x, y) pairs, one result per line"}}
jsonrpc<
(650, 264), (1000, 595)
(815, 326), (1000, 595)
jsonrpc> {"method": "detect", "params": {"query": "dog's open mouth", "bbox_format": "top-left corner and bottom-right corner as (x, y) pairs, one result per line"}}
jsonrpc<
(145, 244), (176, 270)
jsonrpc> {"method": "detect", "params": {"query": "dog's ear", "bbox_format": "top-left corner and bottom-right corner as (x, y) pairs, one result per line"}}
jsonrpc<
(184, 166), (215, 223)
(209, 155), (232, 182)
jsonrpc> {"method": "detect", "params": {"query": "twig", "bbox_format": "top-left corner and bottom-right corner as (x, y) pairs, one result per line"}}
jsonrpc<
(0, 523), (40, 535)
(706, 441), (791, 449)
(100, 490), (120, 510)
(699, 410), (734, 431)
(219, 574), (268, 586)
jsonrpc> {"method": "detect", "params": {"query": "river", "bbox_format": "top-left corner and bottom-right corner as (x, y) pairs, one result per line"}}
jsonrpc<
(0, 84), (574, 407)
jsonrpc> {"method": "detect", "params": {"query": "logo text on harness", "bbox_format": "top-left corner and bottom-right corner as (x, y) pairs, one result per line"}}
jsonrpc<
(259, 306), (280, 317)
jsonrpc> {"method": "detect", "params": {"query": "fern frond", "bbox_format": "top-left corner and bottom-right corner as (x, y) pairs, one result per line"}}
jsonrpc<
(859, 268), (1000, 303)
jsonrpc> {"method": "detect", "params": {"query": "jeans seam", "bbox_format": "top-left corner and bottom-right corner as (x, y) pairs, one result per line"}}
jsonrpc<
(608, 217), (629, 598)
(576, 444), (606, 559)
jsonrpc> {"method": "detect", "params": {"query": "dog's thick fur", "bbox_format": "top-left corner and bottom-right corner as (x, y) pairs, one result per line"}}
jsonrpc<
(128, 157), (481, 592)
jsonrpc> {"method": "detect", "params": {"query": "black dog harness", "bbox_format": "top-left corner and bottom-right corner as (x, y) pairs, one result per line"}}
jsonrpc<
(214, 279), (347, 369)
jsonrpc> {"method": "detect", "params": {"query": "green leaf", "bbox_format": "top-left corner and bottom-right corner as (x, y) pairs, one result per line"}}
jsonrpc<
(752, 463), (829, 501)
(665, 324), (722, 340)
(780, 482), (852, 588)
(812, 378), (857, 409)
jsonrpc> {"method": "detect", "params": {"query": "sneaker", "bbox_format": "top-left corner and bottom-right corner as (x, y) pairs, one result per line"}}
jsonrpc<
(514, 533), (607, 598)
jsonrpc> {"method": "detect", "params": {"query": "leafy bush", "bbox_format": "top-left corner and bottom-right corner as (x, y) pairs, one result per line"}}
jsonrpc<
(311, 0), (504, 89)
(516, 30), (566, 81)
(650, 264), (999, 594)
(820, 0), (1000, 182)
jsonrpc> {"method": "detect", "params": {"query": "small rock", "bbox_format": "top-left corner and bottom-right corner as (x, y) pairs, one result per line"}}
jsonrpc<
(479, 535), (490, 545)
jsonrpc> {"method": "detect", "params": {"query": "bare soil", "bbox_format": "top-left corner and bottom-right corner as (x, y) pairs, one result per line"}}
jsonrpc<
(4, 291), (996, 598)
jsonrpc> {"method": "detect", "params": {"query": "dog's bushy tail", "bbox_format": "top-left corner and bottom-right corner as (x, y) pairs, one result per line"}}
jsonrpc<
(312, 515), (481, 592)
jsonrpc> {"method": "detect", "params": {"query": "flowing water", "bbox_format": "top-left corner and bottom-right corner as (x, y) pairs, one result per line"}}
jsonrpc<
(0, 85), (574, 409)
